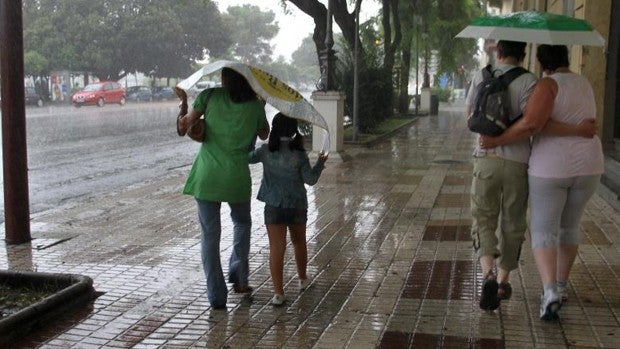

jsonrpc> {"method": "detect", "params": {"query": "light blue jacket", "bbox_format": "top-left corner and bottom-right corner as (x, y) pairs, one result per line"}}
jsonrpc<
(249, 142), (325, 209)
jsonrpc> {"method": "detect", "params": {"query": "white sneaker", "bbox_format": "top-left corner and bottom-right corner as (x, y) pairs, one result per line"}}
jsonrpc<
(540, 288), (562, 321)
(271, 294), (286, 306)
(299, 278), (310, 293)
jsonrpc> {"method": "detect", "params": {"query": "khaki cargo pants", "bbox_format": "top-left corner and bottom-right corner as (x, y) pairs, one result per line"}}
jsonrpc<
(470, 156), (528, 271)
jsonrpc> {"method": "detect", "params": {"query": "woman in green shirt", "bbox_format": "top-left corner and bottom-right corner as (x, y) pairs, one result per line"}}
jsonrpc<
(179, 68), (269, 309)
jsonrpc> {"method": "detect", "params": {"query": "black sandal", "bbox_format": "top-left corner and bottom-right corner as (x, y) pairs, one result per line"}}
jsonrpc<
(233, 284), (254, 294)
(479, 272), (500, 310)
(498, 282), (512, 300)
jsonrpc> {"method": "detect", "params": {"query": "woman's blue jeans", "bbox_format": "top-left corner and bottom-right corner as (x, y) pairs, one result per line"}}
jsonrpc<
(196, 199), (251, 307)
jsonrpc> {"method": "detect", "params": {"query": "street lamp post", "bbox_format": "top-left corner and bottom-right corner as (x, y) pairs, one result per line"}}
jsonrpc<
(312, 0), (345, 159)
(318, 0), (336, 91)
(419, 29), (433, 114)
(352, 1), (361, 142)
(414, 16), (421, 116)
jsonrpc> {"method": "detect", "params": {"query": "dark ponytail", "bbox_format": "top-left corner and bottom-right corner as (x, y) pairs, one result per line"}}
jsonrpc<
(268, 113), (305, 152)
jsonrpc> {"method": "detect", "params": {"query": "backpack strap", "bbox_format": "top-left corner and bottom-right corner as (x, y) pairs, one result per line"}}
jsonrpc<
(499, 67), (528, 85)
(481, 64), (493, 79)
(500, 67), (528, 121)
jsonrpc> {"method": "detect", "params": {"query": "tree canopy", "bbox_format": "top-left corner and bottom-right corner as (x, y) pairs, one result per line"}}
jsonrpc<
(222, 4), (279, 65)
(22, 0), (231, 80)
(283, 0), (483, 120)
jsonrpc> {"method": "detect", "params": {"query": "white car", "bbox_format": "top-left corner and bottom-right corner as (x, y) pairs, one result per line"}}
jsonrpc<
(188, 81), (219, 97)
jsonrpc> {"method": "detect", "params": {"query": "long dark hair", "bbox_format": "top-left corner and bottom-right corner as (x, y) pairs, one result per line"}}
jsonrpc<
(268, 113), (305, 152)
(221, 67), (257, 103)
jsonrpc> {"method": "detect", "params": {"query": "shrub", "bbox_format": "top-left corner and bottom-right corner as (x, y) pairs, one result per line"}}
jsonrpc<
(431, 87), (452, 102)
(337, 55), (393, 133)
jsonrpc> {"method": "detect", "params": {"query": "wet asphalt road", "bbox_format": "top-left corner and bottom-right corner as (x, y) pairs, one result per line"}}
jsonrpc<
(1, 101), (201, 223)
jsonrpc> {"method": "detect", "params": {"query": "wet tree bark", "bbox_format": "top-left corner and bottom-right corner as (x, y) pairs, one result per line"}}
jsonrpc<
(1, 0), (32, 244)
(287, 0), (358, 67)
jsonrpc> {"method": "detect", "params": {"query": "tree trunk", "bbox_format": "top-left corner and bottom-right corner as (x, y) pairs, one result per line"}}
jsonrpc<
(287, 0), (358, 67)
(399, 36), (412, 114)
(332, 0), (357, 51)
(398, 0), (415, 114)
(381, 0), (402, 79)
(379, 0), (401, 116)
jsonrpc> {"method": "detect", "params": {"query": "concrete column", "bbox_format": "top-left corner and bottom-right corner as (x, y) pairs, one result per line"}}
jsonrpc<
(420, 88), (431, 113)
(311, 91), (345, 161)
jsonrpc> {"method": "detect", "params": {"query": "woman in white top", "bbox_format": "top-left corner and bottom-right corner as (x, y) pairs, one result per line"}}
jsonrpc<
(479, 44), (602, 321)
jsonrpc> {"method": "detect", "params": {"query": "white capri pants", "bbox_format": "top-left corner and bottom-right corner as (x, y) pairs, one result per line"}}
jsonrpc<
(529, 175), (600, 249)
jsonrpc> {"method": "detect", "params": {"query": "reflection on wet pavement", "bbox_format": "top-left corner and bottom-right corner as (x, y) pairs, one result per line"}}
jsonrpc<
(3, 102), (620, 348)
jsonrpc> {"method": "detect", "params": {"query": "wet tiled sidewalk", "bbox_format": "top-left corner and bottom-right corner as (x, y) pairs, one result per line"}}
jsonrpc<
(3, 103), (620, 348)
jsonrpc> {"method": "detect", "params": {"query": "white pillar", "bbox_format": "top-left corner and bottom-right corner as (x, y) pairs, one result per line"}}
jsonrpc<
(311, 91), (345, 161)
(420, 87), (431, 113)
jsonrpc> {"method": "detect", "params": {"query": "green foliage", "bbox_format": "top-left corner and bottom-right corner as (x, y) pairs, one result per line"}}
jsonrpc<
(291, 35), (321, 88)
(431, 86), (452, 102)
(22, 0), (233, 80)
(429, 0), (485, 75)
(258, 56), (305, 89)
(358, 16), (385, 68)
(291, 36), (317, 67)
(222, 4), (279, 64)
(337, 37), (393, 133)
(24, 51), (49, 76)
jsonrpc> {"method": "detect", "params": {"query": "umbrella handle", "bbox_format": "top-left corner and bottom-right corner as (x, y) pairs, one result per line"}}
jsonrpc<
(174, 86), (188, 115)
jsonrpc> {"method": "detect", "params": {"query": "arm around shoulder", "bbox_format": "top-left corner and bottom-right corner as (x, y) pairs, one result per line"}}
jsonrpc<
(480, 77), (556, 148)
(542, 118), (596, 138)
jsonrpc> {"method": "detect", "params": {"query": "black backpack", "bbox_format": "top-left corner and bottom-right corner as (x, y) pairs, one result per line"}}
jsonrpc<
(467, 65), (528, 136)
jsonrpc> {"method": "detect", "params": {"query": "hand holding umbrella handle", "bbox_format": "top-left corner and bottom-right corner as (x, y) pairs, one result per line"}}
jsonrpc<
(174, 87), (189, 137)
(173, 86), (188, 116)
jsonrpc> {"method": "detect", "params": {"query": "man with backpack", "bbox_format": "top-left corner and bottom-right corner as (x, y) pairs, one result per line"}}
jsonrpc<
(465, 40), (537, 311)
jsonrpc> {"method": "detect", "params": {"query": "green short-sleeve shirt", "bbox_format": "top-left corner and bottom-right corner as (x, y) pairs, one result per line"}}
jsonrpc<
(183, 88), (267, 203)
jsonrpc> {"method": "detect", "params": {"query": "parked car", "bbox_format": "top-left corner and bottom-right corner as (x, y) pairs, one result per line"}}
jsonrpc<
(126, 86), (153, 102)
(25, 86), (44, 107)
(72, 81), (125, 107)
(151, 86), (175, 101)
(0, 87), (44, 107)
(188, 81), (218, 97)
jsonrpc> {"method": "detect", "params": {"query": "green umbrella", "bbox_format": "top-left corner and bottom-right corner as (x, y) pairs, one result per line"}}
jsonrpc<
(456, 11), (605, 46)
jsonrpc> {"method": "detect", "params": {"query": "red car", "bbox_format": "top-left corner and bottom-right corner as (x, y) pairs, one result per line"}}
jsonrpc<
(72, 81), (126, 107)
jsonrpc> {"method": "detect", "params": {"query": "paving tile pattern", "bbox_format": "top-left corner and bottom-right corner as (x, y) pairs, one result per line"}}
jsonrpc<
(2, 103), (620, 348)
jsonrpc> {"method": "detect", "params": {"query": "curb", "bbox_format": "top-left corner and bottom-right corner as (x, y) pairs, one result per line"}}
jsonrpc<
(344, 116), (419, 147)
(0, 270), (95, 345)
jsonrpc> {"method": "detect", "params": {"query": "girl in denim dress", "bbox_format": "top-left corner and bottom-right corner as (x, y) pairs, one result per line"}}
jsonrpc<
(249, 113), (328, 306)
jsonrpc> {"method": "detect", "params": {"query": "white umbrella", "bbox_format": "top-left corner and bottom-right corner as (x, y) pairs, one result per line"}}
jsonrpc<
(177, 60), (330, 153)
(456, 11), (605, 46)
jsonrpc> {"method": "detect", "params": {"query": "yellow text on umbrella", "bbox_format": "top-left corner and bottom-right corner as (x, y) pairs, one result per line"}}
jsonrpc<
(249, 67), (303, 102)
